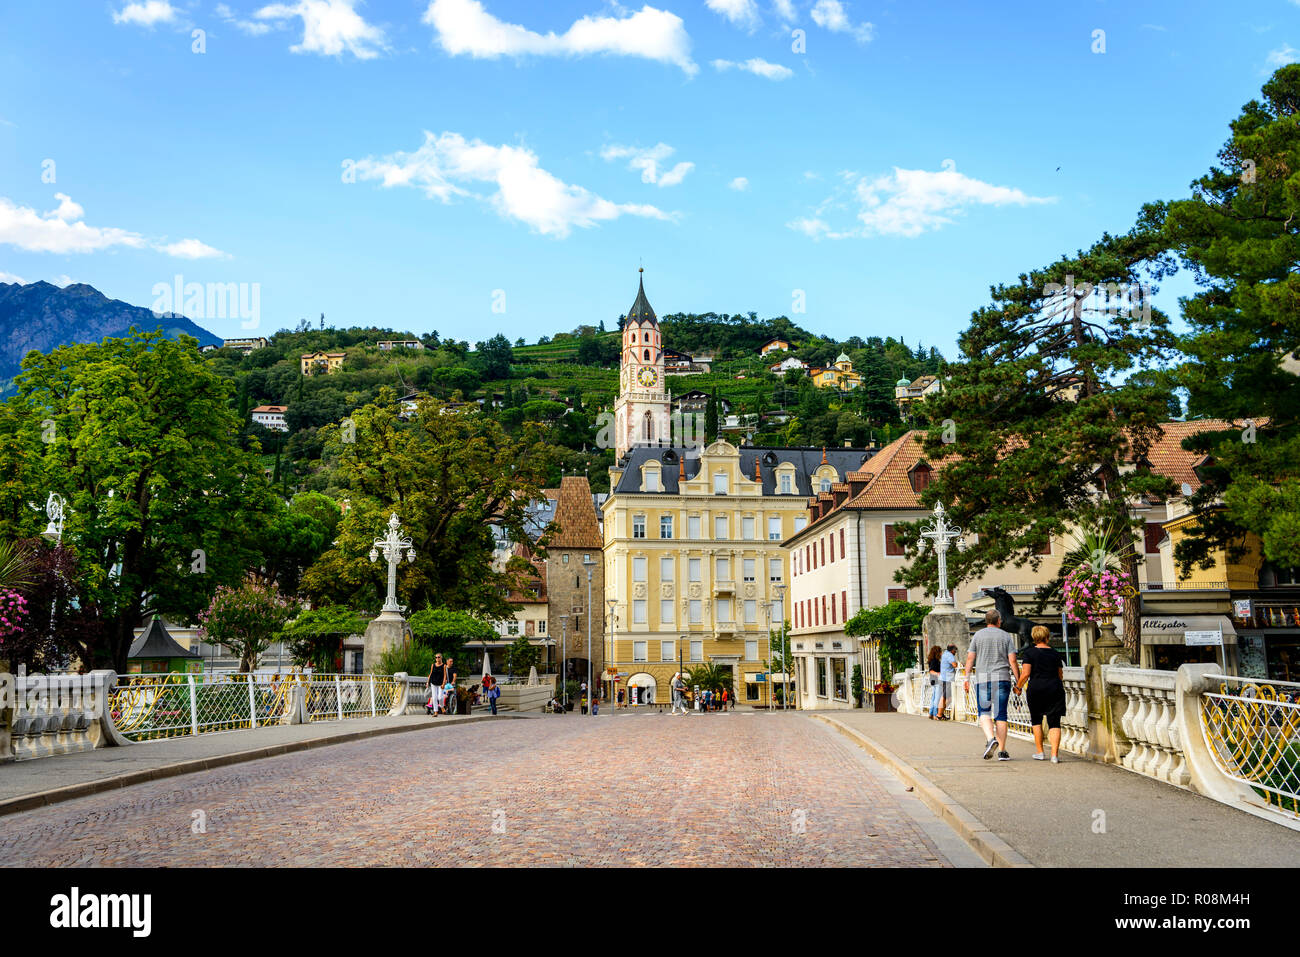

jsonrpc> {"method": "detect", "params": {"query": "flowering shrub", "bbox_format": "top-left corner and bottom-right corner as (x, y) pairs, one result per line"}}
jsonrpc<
(1062, 565), (1131, 624)
(0, 588), (28, 647)
(197, 576), (293, 672)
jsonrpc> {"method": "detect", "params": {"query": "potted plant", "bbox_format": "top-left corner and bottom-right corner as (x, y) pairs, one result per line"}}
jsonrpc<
(846, 599), (929, 714)
(850, 665), (865, 708)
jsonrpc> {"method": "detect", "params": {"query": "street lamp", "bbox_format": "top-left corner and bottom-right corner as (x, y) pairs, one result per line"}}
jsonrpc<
(42, 492), (67, 542)
(915, 502), (967, 606)
(559, 615), (569, 710)
(369, 513), (415, 616)
(774, 583), (787, 710)
(583, 555), (595, 717)
(606, 598), (617, 707)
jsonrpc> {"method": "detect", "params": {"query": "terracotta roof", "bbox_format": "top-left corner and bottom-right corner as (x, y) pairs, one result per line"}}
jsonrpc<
(547, 475), (602, 548)
(1139, 419), (1234, 491)
(840, 432), (929, 510)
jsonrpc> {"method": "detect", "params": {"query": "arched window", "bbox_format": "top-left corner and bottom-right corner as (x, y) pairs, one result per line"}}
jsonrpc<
(642, 411), (653, 441)
(644, 332), (649, 343)
(643, 349), (650, 361)
(820, 479), (832, 493)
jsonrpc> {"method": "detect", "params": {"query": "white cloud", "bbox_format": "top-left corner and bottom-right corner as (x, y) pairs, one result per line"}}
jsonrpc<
(157, 238), (230, 259)
(0, 194), (226, 258)
(1267, 44), (1299, 67)
(0, 271), (26, 284)
(600, 143), (694, 187)
(706, 0), (761, 31)
(49, 193), (84, 222)
(0, 195), (147, 254)
(52, 275), (75, 287)
(728, 176), (749, 191)
(810, 0), (873, 43)
(356, 131), (675, 238)
(423, 0), (697, 75)
(772, 0), (797, 22)
(254, 0), (387, 59)
(711, 57), (793, 80)
(789, 162), (1054, 239)
(111, 1), (178, 27)
(216, 3), (275, 35)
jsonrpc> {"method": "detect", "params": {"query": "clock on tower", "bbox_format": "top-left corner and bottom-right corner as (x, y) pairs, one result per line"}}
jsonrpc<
(613, 269), (670, 459)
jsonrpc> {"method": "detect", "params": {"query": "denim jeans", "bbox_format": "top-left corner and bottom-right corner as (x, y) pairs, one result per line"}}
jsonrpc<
(975, 678), (1012, 723)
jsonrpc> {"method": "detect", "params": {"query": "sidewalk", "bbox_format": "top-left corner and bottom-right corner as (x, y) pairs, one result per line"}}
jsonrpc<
(814, 711), (1300, 867)
(0, 712), (530, 816)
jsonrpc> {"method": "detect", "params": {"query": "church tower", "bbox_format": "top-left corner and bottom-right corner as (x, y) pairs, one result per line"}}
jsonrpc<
(613, 269), (671, 460)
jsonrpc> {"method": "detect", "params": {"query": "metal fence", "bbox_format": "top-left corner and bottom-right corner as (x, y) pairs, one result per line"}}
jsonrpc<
(107, 672), (403, 742)
(910, 669), (1036, 739)
(1200, 674), (1300, 820)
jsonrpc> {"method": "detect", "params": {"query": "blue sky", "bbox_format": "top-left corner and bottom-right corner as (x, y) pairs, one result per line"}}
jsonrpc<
(0, 0), (1295, 356)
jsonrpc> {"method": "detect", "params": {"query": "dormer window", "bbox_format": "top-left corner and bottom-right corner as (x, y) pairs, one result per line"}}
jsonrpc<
(909, 463), (933, 494)
(820, 479), (831, 493)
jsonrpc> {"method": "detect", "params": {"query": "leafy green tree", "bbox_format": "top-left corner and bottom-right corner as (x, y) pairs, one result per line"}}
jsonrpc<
(685, 661), (733, 694)
(1159, 65), (1300, 571)
(705, 390), (719, 442)
(893, 223), (1179, 656)
(0, 332), (279, 671)
(301, 392), (556, 617)
(198, 576), (294, 672)
(475, 334), (514, 380)
(408, 606), (495, 677)
(844, 600), (929, 687)
(504, 632), (540, 676)
(278, 604), (367, 672)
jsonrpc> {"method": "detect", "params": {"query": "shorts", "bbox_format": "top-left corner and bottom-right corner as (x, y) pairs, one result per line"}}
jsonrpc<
(1027, 687), (1066, 729)
(974, 678), (1011, 723)
(937, 680), (953, 703)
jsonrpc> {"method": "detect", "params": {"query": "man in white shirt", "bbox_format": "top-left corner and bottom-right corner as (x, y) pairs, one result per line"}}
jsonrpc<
(965, 610), (1021, 761)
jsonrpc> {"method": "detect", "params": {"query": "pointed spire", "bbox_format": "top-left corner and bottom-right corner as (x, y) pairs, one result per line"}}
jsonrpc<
(628, 268), (657, 325)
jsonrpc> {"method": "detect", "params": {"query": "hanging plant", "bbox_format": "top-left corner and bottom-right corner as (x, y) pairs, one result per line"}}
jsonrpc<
(1062, 564), (1132, 624)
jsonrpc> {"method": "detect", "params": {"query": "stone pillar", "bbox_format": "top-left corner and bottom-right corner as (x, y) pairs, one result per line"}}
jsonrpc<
(1085, 620), (1130, 764)
(363, 613), (407, 673)
(923, 606), (971, 661)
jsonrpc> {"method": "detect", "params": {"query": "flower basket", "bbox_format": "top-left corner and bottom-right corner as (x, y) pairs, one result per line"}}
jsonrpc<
(1062, 565), (1132, 624)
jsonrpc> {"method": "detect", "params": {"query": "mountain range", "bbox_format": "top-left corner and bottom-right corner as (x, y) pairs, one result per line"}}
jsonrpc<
(0, 281), (221, 387)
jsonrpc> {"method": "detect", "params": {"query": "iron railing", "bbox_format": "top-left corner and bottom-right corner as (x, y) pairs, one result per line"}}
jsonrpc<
(1200, 674), (1300, 820)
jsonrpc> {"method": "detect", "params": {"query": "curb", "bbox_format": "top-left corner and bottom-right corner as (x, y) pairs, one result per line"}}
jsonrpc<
(811, 713), (1033, 868)
(0, 712), (531, 818)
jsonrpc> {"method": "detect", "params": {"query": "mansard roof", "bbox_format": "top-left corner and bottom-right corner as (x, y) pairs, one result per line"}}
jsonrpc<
(612, 445), (876, 497)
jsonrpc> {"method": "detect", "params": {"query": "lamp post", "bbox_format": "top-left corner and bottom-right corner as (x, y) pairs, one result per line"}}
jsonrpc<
(42, 492), (67, 543)
(369, 513), (415, 616)
(762, 599), (773, 709)
(559, 615), (569, 709)
(915, 502), (967, 606)
(606, 598), (617, 707)
(583, 555), (595, 717)
(774, 583), (787, 710)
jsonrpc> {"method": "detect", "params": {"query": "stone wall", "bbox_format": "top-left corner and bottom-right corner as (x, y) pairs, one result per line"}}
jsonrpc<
(546, 548), (605, 678)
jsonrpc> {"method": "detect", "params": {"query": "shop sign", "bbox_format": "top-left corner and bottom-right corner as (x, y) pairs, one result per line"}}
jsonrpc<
(1233, 599), (1252, 619)
(1184, 630), (1222, 647)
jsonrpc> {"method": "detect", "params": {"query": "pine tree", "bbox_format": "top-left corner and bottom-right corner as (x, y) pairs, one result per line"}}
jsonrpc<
(894, 223), (1179, 658)
(705, 390), (719, 443)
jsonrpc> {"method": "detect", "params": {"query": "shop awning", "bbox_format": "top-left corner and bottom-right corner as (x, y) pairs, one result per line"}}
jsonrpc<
(1140, 614), (1237, 646)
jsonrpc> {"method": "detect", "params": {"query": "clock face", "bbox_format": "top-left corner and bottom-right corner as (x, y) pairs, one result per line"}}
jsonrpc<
(637, 367), (657, 387)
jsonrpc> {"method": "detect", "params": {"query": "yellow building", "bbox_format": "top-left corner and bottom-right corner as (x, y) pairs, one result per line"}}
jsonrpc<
(300, 351), (345, 375)
(810, 353), (862, 391)
(604, 441), (879, 706)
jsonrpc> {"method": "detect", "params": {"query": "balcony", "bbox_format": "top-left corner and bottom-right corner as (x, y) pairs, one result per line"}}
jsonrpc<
(714, 580), (735, 594)
(715, 620), (737, 637)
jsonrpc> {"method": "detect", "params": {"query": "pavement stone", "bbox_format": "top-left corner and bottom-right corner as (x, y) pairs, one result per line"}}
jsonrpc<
(0, 713), (978, 867)
(819, 711), (1300, 867)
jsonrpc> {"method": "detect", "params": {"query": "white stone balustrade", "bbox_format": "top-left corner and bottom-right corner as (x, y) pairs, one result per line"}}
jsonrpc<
(1060, 667), (1089, 755)
(1102, 666), (1190, 788)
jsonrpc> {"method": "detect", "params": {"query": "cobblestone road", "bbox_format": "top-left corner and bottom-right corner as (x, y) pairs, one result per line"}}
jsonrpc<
(0, 713), (973, 867)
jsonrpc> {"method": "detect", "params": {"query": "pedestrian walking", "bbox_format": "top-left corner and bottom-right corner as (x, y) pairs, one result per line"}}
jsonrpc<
(484, 674), (499, 715)
(580, 692), (588, 715)
(964, 609), (1021, 761)
(427, 653), (447, 716)
(721, 687), (729, 711)
(937, 644), (958, 720)
(671, 672), (687, 714)
(1015, 625), (1066, 763)
(927, 645), (943, 719)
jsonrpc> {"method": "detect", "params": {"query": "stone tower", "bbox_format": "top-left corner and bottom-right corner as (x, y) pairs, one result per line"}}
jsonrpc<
(545, 475), (606, 684)
(613, 269), (671, 460)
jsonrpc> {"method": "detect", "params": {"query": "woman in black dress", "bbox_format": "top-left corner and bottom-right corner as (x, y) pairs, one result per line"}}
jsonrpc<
(1015, 626), (1066, 763)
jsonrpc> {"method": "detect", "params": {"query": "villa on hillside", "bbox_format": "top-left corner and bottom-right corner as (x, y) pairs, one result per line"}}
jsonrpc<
(759, 338), (792, 356)
(300, 351), (345, 375)
(250, 405), (288, 432)
(770, 356), (808, 375)
(810, 353), (862, 391)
